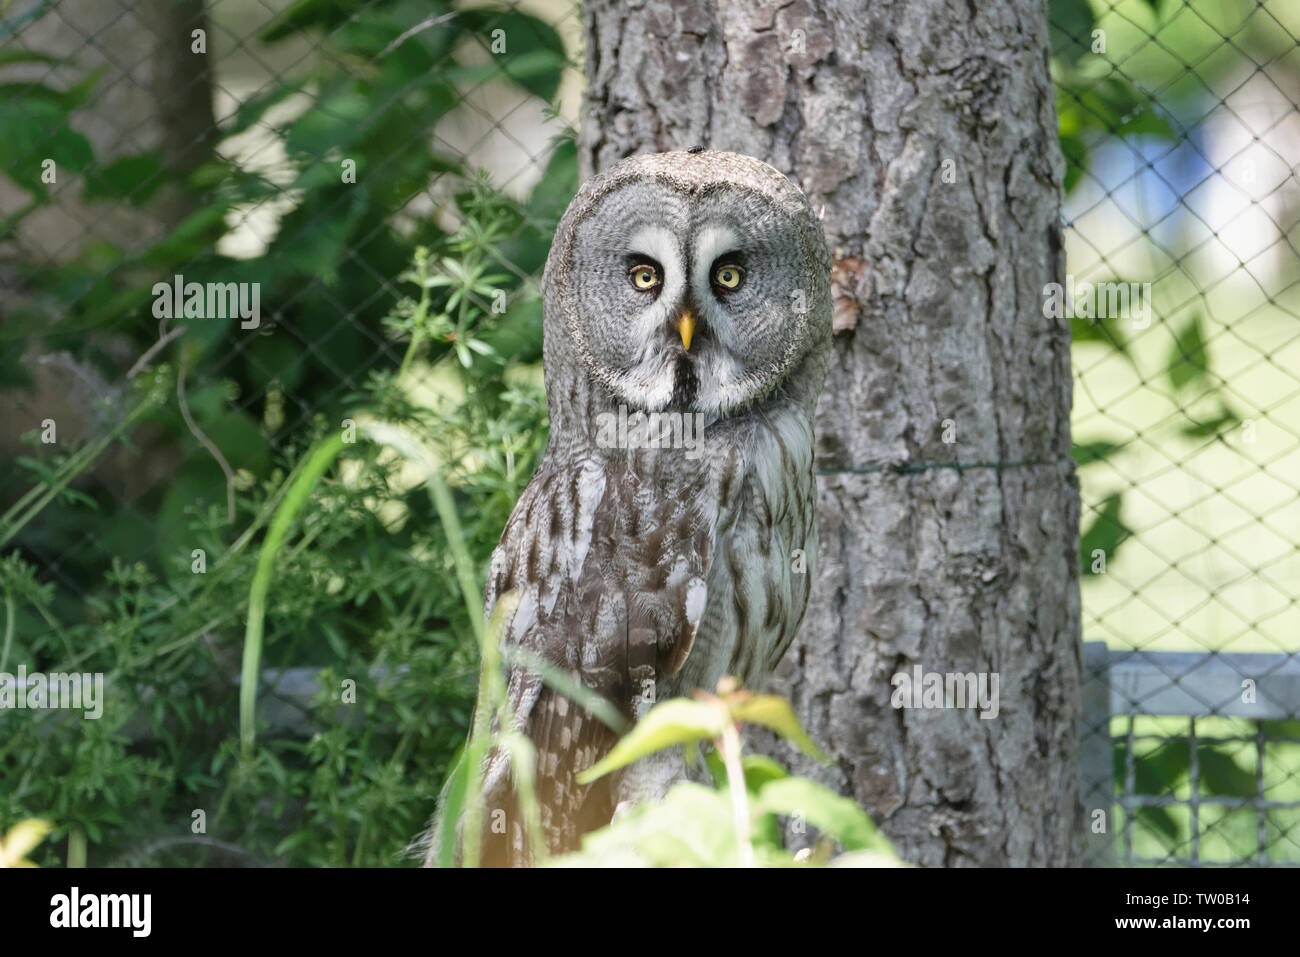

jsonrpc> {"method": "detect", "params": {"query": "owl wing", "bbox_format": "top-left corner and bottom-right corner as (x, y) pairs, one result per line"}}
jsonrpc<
(474, 452), (721, 866)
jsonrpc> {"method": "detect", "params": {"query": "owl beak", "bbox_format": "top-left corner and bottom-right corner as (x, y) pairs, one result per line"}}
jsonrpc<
(677, 310), (696, 352)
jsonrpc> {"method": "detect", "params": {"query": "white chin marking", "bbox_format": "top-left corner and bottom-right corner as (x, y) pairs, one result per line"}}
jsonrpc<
(635, 373), (676, 411)
(694, 349), (747, 414)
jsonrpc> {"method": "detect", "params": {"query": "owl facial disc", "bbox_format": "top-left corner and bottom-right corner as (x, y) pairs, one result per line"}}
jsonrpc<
(547, 150), (831, 421)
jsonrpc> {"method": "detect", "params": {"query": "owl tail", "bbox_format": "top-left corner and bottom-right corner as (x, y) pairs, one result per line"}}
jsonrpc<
(417, 742), (525, 868)
(482, 690), (618, 866)
(418, 701), (616, 867)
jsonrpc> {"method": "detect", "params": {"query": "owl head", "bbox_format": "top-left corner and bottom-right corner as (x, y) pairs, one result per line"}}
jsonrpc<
(542, 150), (831, 428)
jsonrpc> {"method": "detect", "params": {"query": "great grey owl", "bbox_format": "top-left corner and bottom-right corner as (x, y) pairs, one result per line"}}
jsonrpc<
(431, 149), (832, 866)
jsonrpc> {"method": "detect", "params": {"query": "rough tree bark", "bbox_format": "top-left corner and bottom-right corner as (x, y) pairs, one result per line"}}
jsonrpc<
(581, 0), (1081, 866)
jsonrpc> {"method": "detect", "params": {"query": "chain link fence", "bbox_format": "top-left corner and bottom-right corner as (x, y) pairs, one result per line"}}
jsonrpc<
(1057, 0), (1300, 865)
(1, 0), (1297, 866)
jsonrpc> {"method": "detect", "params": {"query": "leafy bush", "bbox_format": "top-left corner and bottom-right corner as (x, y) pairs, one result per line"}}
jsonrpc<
(552, 680), (902, 868)
(2, 167), (561, 868)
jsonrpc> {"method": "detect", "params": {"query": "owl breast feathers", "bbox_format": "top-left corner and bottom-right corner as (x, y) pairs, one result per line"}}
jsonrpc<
(434, 149), (832, 867)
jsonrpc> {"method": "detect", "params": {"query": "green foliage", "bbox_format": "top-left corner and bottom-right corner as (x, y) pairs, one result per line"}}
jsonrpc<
(2, 197), (552, 863)
(1080, 492), (1131, 576)
(1072, 306), (1245, 572)
(553, 681), (901, 868)
(0, 0), (568, 861)
(577, 685), (828, 786)
(1051, 3), (1247, 570)
(0, 99), (93, 194)
(1056, 0), (1248, 576)
(1051, 0), (1175, 194)
(1069, 313), (1131, 360)
(0, 818), (54, 867)
(1113, 717), (1284, 859)
(1071, 440), (1125, 468)
(1, 0), (574, 592)
(1051, 0), (1249, 504)
(1165, 312), (1209, 393)
(1048, 0), (1099, 66)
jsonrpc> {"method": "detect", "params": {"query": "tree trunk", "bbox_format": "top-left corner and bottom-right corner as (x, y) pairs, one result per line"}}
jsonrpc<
(581, 0), (1081, 866)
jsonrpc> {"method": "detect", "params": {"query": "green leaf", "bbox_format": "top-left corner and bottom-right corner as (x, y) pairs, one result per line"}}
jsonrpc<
(753, 778), (895, 854)
(1260, 719), (1300, 738)
(496, 47), (568, 101)
(203, 409), (271, 476)
(1080, 492), (1131, 575)
(575, 699), (726, 784)
(219, 80), (307, 138)
(1048, 0), (1095, 64)
(1166, 313), (1209, 392)
(1197, 744), (1254, 798)
(0, 347), (34, 388)
(0, 69), (101, 112)
(79, 283), (153, 331)
(1059, 131), (1087, 194)
(1072, 440), (1125, 467)
(140, 202), (229, 265)
(0, 50), (66, 68)
(1057, 76), (1177, 141)
(270, 187), (367, 284)
(435, 746), (470, 868)
(731, 694), (829, 761)
(1118, 737), (1188, 798)
(1180, 406), (1240, 440)
(1115, 738), (1186, 843)
(705, 750), (789, 792)
(738, 754), (789, 790)
(261, 0), (377, 42)
(481, 297), (543, 363)
(1070, 315), (1131, 361)
(703, 747), (726, 787)
(0, 100), (94, 194)
(456, 9), (568, 102)
(1119, 104), (1176, 139)
(524, 138), (579, 230)
(826, 849), (911, 867)
(549, 782), (738, 867)
(284, 89), (372, 157)
(273, 830), (318, 857)
(82, 151), (164, 205)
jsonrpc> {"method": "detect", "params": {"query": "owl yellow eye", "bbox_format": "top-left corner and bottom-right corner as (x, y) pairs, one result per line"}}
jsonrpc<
(714, 264), (744, 290)
(629, 264), (660, 290)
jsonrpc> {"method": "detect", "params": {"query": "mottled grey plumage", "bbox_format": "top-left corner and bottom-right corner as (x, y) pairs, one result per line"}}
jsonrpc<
(434, 149), (831, 866)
